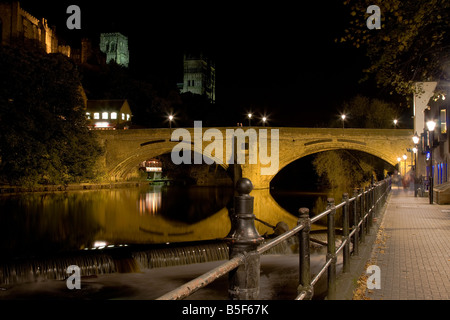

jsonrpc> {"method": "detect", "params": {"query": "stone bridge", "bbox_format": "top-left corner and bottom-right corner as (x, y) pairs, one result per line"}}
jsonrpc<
(95, 127), (414, 189)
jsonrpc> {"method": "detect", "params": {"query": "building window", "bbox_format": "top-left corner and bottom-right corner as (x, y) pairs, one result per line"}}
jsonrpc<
(187, 80), (190, 86)
(126, 114), (130, 121)
(111, 112), (117, 120)
(440, 108), (447, 134)
(121, 113), (125, 120)
(102, 112), (109, 119)
(94, 113), (100, 119)
(86, 112), (91, 119)
(192, 80), (195, 86)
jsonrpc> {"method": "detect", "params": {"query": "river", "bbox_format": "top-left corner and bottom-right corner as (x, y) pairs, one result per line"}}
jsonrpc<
(0, 184), (325, 260)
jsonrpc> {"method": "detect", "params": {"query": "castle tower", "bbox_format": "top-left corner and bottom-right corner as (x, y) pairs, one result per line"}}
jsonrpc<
(99, 32), (129, 67)
(182, 52), (216, 103)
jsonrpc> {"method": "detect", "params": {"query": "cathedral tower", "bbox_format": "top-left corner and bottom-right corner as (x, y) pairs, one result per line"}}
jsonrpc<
(99, 32), (129, 67)
(181, 52), (216, 103)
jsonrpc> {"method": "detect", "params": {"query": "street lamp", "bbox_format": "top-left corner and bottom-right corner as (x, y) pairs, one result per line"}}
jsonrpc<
(426, 120), (436, 204)
(341, 114), (346, 128)
(262, 116), (267, 127)
(168, 115), (174, 135)
(248, 113), (252, 126)
(393, 119), (398, 128)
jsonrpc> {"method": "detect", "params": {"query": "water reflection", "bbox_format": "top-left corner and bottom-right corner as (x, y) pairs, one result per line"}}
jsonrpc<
(0, 185), (306, 261)
(138, 186), (162, 216)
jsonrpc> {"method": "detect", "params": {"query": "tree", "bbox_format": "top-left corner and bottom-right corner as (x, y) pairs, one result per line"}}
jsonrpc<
(340, 0), (450, 96)
(0, 44), (103, 186)
(311, 149), (388, 223)
(341, 95), (400, 128)
(79, 62), (182, 128)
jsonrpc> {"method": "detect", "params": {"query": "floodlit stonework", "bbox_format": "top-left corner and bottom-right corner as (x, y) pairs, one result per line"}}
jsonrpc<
(95, 127), (413, 189)
(0, 1), (70, 56)
(99, 32), (129, 67)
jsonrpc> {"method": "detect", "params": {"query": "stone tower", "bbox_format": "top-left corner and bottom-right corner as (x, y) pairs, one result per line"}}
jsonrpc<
(181, 52), (216, 103)
(99, 32), (129, 67)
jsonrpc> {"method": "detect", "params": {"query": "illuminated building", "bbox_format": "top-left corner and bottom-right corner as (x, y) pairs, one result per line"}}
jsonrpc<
(0, 1), (70, 56)
(86, 99), (133, 130)
(99, 32), (129, 67)
(181, 52), (216, 103)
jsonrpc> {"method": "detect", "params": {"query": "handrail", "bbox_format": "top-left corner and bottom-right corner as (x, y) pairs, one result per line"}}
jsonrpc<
(156, 177), (392, 300)
(257, 223), (305, 254)
(156, 254), (246, 300)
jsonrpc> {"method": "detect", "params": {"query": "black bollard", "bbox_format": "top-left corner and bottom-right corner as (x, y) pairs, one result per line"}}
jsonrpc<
(226, 178), (264, 300)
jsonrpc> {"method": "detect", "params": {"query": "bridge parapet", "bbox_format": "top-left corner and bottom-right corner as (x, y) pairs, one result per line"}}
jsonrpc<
(95, 127), (414, 188)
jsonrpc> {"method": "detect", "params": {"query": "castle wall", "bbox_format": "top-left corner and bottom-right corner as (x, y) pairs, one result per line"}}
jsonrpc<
(0, 1), (69, 57)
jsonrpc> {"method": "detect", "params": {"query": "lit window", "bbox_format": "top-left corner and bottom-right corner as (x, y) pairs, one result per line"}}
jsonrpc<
(86, 112), (91, 119)
(440, 109), (447, 134)
(121, 113), (125, 120)
(95, 122), (109, 128)
(102, 112), (109, 119)
(94, 113), (100, 119)
(126, 114), (130, 121)
(111, 112), (117, 120)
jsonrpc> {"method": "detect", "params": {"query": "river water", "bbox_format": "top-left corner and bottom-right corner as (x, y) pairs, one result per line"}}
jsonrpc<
(0, 185), (324, 260)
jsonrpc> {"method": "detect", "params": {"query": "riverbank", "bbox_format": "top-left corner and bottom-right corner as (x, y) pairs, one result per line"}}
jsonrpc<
(0, 181), (151, 195)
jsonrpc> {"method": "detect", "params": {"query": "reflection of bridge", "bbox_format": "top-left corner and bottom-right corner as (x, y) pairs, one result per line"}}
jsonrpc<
(96, 127), (413, 189)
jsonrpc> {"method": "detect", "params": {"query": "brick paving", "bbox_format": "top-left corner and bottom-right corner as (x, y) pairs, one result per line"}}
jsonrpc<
(365, 188), (450, 300)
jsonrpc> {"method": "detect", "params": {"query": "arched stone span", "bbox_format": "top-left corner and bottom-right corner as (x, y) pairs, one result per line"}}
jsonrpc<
(95, 127), (413, 188)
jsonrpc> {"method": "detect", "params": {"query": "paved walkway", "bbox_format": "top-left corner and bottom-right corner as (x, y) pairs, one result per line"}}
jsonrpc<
(364, 188), (450, 300)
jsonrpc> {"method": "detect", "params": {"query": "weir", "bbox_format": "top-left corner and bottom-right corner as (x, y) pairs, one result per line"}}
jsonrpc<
(0, 238), (297, 286)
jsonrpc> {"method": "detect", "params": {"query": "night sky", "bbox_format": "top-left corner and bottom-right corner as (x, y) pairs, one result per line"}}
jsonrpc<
(17, 0), (399, 127)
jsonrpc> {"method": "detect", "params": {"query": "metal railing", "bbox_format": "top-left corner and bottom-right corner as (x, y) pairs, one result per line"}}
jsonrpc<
(156, 177), (391, 300)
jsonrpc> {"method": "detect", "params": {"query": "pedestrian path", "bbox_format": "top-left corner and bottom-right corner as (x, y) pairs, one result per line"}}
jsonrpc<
(364, 188), (450, 300)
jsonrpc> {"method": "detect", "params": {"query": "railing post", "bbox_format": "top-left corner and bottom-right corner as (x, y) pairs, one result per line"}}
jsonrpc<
(352, 189), (359, 256)
(360, 188), (365, 243)
(365, 186), (370, 235)
(342, 193), (350, 273)
(298, 208), (313, 300)
(367, 184), (374, 233)
(326, 198), (336, 300)
(226, 178), (264, 300)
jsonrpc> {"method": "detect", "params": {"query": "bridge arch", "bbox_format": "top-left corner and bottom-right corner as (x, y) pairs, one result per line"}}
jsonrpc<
(278, 140), (398, 175)
(106, 140), (229, 181)
(97, 128), (413, 187)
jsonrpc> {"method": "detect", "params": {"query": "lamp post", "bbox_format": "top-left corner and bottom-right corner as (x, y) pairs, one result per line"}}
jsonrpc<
(168, 115), (174, 136)
(393, 119), (398, 128)
(248, 113), (252, 126)
(262, 116), (267, 127)
(341, 114), (346, 129)
(426, 120), (436, 204)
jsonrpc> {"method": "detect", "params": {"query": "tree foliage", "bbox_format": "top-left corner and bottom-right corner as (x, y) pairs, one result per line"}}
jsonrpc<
(340, 0), (450, 96)
(0, 44), (103, 186)
(79, 62), (182, 128)
(312, 150), (386, 222)
(341, 95), (400, 128)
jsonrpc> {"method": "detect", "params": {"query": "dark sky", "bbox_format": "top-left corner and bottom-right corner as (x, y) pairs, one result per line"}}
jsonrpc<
(17, 0), (390, 127)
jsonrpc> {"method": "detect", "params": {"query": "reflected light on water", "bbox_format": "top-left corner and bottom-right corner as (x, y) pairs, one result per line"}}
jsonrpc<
(139, 187), (162, 215)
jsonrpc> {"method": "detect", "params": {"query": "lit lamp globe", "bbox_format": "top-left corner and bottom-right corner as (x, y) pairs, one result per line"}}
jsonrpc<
(426, 120), (436, 132)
